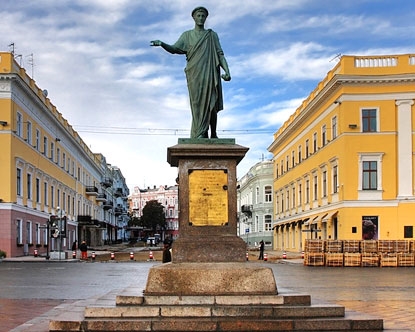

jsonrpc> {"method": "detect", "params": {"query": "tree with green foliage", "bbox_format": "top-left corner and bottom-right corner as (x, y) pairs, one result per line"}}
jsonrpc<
(141, 200), (166, 232)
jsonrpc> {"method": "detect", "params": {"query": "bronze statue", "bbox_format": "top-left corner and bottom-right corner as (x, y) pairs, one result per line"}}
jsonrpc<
(151, 6), (231, 139)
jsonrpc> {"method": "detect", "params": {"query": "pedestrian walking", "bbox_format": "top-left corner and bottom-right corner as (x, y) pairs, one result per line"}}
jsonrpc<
(258, 240), (264, 260)
(162, 236), (173, 263)
(79, 241), (88, 260)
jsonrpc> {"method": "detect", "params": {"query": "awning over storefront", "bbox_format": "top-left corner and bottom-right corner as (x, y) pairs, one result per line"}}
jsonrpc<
(322, 211), (338, 223)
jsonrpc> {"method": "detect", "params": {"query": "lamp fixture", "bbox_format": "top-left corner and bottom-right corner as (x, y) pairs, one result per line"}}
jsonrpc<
(348, 124), (357, 129)
(55, 138), (61, 142)
(0, 121), (7, 126)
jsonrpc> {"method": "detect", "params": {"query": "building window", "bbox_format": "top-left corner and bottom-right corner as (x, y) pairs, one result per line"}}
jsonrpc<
(332, 116), (337, 139)
(292, 151), (295, 168)
(322, 170), (327, 197)
(298, 183), (302, 206)
(333, 165), (338, 193)
(322, 125), (327, 146)
(44, 182), (48, 206)
(26, 121), (32, 145)
(17, 168), (22, 196)
(264, 215), (272, 231)
(286, 156), (289, 171)
(27, 173), (32, 200)
(305, 139), (309, 157)
(17, 219), (23, 244)
(256, 187), (259, 204)
(362, 161), (377, 190)
(264, 186), (272, 202)
(280, 161), (283, 175)
(35, 129), (40, 150)
(313, 132), (317, 152)
(362, 109), (377, 132)
(36, 178), (40, 203)
(26, 221), (32, 244)
(298, 145), (302, 163)
(63, 153), (66, 169)
(16, 112), (23, 137)
(306, 179), (310, 203)
(50, 142), (55, 161)
(43, 136), (48, 156)
(313, 174), (318, 200)
(51, 185), (55, 207)
(57, 148), (60, 166)
(404, 226), (413, 238)
(35, 223), (40, 245)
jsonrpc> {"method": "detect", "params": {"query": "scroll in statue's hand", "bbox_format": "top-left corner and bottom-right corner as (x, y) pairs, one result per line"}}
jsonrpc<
(221, 73), (231, 82)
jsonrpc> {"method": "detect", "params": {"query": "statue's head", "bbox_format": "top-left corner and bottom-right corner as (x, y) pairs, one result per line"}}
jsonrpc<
(192, 6), (208, 18)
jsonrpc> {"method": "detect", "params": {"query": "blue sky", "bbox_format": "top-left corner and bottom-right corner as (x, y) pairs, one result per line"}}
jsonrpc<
(2, 0), (414, 189)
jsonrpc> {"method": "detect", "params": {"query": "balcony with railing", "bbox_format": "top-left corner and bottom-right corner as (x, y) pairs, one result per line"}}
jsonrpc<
(241, 204), (253, 217)
(96, 193), (107, 202)
(101, 177), (113, 188)
(103, 201), (113, 210)
(114, 188), (123, 197)
(85, 186), (99, 196)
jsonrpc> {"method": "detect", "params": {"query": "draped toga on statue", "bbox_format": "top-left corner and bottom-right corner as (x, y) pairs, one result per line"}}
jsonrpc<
(173, 29), (224, 138)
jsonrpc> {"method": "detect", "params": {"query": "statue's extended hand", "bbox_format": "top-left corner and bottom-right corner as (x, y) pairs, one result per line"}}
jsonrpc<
(150, 40), (162, 47)
(221, 73), (231, 81)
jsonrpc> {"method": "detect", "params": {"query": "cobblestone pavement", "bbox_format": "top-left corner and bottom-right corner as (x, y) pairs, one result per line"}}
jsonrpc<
(1, 251), (415, 331)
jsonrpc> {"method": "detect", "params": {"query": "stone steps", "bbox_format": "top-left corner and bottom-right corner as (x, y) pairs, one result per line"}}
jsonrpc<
(49, 292), (383, 331)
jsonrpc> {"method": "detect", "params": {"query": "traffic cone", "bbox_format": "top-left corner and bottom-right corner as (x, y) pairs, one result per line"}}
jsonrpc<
(149, 251), (154, 261)
(264, 253), (268, 261)
(246, 251), (249, 261)
(91, 251), (96, 260)
(34, 249), (38, 257)
(111, 252), (115, 260)
(72, 251), (76, 259)
(282, 252), (287, 259)
(130, 252), (134, 260)
(301, 251), (304, 259)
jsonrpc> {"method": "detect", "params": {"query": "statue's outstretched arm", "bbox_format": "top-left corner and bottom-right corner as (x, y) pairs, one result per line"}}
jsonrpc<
(150, 40), (183, 55)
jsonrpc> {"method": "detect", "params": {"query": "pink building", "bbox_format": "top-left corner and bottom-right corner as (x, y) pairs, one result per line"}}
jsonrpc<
(129, 185), (179, 241)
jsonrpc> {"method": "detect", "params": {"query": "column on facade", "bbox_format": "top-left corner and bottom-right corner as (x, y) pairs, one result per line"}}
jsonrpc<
(396, 99), (414, 198)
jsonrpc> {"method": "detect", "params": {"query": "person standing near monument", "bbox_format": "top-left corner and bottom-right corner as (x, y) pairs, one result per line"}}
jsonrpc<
(258, 240), (265, 260)
(150, 6), (231, 139)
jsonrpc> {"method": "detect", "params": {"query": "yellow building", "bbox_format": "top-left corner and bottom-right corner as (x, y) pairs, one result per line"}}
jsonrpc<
(0, 52), (129, 258)
(268, 54), (415, 252)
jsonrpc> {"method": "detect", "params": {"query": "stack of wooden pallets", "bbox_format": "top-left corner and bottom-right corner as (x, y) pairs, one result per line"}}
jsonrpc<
(398, 240), (414, 267)
(361, 240), (379, 267)
(378, 240), (397, 267)
(343, 240), (361, 267)
(304, 239), (325, 266)
(325, 240), (343, 267)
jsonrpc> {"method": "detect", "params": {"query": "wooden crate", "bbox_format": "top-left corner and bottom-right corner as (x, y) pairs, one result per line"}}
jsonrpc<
(343, 240), (360, 253)
(361, 240), (378, 253)
(344, 253), (361, 267)
(378, 240), (395, 253)
(380, 253), (398, 267)
(304, 253), (325, 266)
(398, 253), (415, 267)
(361, 253), (379, 267)
(395, 240), (410, 253)
(325, 253), (344, 267)
(325, 240), (343, 253)
(305, 239), (324, 253)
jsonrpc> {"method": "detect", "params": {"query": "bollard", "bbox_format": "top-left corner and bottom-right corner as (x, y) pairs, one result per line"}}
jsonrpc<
(301, 251), (304, 259)
(149, 251), (154, 260)
(91, 251), (96, 260)
(264, 253), (268, 261)
(34, 249), (38, 257)
(72, 251), (76, 259)
(282, 252), (287, 259)
(130, 252), (134, 260)
(111, 252), (115, 260)
(246, 251), (249, 261)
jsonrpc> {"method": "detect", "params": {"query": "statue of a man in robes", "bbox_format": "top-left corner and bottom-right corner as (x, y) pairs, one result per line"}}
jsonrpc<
(151, 6), (231, 139)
